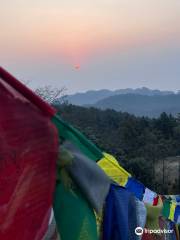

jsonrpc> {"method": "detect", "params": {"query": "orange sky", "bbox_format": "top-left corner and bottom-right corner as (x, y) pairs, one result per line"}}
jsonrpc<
(1, 0), (180, 92)
(1, 0), (180, 64)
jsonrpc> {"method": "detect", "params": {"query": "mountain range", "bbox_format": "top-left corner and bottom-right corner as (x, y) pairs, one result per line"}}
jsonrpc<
(57, 87), (180, 117)
(93, 94), (180, 117)
(66, 87), (174, 106)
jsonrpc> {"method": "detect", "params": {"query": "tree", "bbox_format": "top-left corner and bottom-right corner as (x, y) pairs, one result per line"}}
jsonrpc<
(35, 85), (67, 104)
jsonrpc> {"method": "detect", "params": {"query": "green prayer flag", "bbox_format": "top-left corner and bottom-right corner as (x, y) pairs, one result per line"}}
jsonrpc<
(162, 200), (171, 219)
(53, 182), (98, 240)
(52, 114), (101, 240)
(52, 115), (103, 161)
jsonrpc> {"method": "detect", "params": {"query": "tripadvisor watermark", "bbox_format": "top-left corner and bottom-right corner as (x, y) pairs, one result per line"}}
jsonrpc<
(135, 227), (174, 236)
(135, 227), (144, 236)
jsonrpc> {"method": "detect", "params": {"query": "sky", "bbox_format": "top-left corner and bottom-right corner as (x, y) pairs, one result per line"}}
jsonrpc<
(1, 0), (180, 94)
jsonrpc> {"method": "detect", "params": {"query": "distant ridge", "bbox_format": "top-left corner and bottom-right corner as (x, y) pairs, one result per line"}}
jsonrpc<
(54, 87), (180, 117)
(92, 93), (180, 117)
(65, 87), (174, 106)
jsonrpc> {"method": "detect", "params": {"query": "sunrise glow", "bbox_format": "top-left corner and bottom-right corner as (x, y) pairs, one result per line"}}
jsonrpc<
(1, 1), (180, 92)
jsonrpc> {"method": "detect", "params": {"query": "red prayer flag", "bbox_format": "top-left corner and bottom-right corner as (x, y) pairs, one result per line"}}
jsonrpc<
(153, 196), (159, 206)
(0, 68), (58, 240)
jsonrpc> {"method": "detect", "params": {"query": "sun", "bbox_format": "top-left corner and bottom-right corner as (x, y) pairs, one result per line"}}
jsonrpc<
(74, 64), (80, 70)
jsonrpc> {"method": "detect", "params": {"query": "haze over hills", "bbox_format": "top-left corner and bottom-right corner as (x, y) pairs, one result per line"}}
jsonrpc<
(66, 87), (174, 106)
(61, 87), (180, 117)
(92, 94), (180, 117)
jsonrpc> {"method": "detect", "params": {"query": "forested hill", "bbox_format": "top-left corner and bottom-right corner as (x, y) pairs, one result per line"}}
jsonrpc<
(55, 104), (180, 194)
(92, 94), (180, 117)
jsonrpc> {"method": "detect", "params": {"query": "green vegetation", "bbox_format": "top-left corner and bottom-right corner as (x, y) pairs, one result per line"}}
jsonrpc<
(55, 104), (180, 194)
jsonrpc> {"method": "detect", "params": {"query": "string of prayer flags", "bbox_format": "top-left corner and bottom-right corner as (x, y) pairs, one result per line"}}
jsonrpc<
(1, 67), (179, 240)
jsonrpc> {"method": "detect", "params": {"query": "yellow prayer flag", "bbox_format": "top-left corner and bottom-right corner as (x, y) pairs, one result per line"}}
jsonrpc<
(97, 153), (131, 187)
(169, 202), (176, 221)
